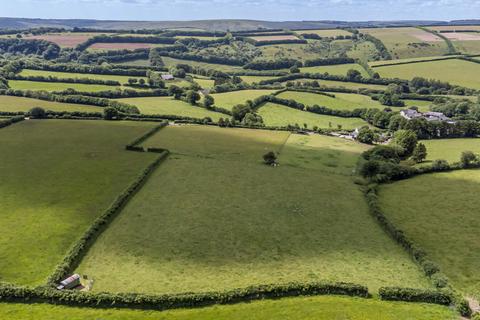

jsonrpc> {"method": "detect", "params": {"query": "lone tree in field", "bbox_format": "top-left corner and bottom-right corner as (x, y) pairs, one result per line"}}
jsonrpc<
(29, 107), (45, 119)
(203, 94), (214, 108)
(185, 90), (201, 105)
(411, 143), (427, 163)
(460, 151), (478, 168)
(263, 151), (277, 166)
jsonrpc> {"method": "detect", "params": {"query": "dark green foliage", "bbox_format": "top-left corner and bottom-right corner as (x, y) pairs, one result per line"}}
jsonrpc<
(378, 287), (452, 305)
(0, 38), (60, 59)
(185, 90), (201, 105)
(0, 115), (24, 129)
(29, 107), (46, 119)
(103, 107), (119, 120)
(411, 143), (427, 163)
(460, 151), (478, 168)
(263, 151), (277, 165)
(379, 93), (405, 107)
(244, 59), (301, 71)
(168, 85), (184, 99)
(8, 74), (121, 86)
(203, 94), (214, 108)
(346, 69), (362, 81)
(125, 122), (168, 149)
(303, 57), (355, 67)
(392, 130), (418, 157)
(356, 127), (375, 144)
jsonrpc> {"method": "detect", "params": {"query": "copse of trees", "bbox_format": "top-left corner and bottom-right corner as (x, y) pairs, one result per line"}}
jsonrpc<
(244, 59), (301, 71)
(76, 35), (177, 51)
(303, 57), (355, 67)
(0, 38), (60, 59)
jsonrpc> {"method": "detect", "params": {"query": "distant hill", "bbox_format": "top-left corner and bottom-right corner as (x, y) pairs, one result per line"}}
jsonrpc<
(0, 17), (479, 31)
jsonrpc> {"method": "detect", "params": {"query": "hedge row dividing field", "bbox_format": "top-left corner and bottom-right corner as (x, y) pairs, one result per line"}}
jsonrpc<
(18, 69), (148, 84)
(0, 95), (102, 113)
(76, 125), (431, 296)
(0, 120), (158, 286)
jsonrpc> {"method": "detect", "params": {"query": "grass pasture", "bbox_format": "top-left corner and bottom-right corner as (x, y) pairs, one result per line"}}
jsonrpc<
(284, 78), (388, 91)
(379, 169), (480, 298)
(161, 56), (244, 72)
(359, 27), (449, 59)
(7, 80), (124, 92)
(0, 95), (101, 113)
(0, 296), (457, 320)
(300, 63), (369, 78)
(239, 75), (279, 84)
(76, 125), (430, 295)
(419, 138), (480, 164)
(208, 89), (277, 110)
(19, 69), (148, 84)
(297, 29), (352, 38)
(0, 120), (157, 286)
(373, 58), (480, 89)
(112, 96), (225, 120)
(276, 91), (383, 110)
(258, 102), (370, 129)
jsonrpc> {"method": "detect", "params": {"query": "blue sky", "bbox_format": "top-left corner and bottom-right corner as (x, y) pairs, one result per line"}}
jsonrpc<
(3, 0), (480, 21)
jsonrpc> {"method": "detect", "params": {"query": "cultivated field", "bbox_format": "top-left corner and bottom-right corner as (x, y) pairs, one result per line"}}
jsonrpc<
(298, 29), (352, 38)
(0, 95), (101, 113)
(0, 120), (157, 285)
(161, 56), (244, 72)
(23, 32), (106, 47)
(379, 169), (480, 298)
(77, 125), (430, 295)
(112, 96), (225, 120)
(373, 58), (480, 89)
(0, 296), (458, 320)
(239, 75), (279, 84)
(88, 43), (159, 50)
(359, 27), (449, 59)
(208, 89), (277, 110)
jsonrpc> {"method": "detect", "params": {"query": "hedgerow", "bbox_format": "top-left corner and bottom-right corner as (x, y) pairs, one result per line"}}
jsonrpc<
(378, 287), (452, 305)
(125, 121), (168, 149)
(0, 115), (24, 129)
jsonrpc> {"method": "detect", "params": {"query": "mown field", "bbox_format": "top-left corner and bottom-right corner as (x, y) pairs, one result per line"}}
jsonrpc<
(297, 29), (352, 38)
(0, 95), (101, 113)
(300, 63), (369, 77)
(258, 102), (371, 129)
(161, 56), (244, 72)
(112, 96), (225, 120)
(379, 169), (480, 299)
(208, 89), (277, 110)
(373, 58), (480, 89)
(0, 296), (457, 320)
(0, 120), (157, 286)
(77, 125), (431, 295)
(359, 27), (449, 59)
(239, 75), (279, 84)
(7, 80), (125, 92)
(419, 138), (480, 164)
(19, 69), (148, 84)
(276, 91), (383, 110)
(284, 78), (388, 91)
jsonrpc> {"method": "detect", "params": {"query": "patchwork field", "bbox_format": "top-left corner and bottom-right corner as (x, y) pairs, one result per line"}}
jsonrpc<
(297, 29), (352, 38)
(114, 59), (151, 67)
(77, 125), (430, 295)
(208, 89), (277, 110)
(359, 27), (449, 59)
(284, 78), (388, 91)
(112, 96), (225, 120)
(258, 102), (370, 129)
(19, 69), (148, 84)
(373, 58), (480, 89)
(379, 169), (480, 298)
(0, 95), (101, 113)
(300, 63), (369, 77)
(239, 75), (279, 84)
(0, 296), (457, 320)
(0, 120), (157, 286)
(161, 56), (244, 72)
(276, 91), (383, 110)
(419, 138), (480, 164)
(88, 43), (159, 50)
(250, 35), (300, 42)
(23, 32), (106, 47)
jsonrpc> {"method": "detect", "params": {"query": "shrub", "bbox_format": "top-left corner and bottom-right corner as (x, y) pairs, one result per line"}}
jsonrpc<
(392, 130), (418, 158)
(263, 151), (277, 165)
(379, 287), (452, 305)
(460, 151), (478, 168)
(356, 127), (375, 144)
(431, 159), (450, 171)
(411, 143), (427, 163)
(29, 107), (46, 119)
(103, 107), (119, 120)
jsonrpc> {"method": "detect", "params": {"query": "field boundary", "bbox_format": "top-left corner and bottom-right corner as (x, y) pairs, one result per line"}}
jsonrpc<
(370, 56), (461, 68)
(0, 115), (24, 129)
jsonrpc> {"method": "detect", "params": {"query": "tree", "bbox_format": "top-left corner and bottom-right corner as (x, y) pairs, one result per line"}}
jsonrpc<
(290, 65), (300, 74)
(138, 78), (145, 85)
(411, 143), (427, 163)
(356, 127), (375, 144)
(460, 151), (478, 168)
(103, 107), (119, 120)
(128, 78), (138, 85)
(168, 85), (184, 99)
(203, 94), (214, 108)
(185, 90), (201, 105)
(347, 69), (362, 81)
(263, 151), (277, 165)
(29, 107), (45, 119)
(232, 104), (251, 121)
(392, 130), (418, 157)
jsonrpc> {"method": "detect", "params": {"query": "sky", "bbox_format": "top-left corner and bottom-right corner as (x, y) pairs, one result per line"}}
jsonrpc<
(2, 0), (480, 21)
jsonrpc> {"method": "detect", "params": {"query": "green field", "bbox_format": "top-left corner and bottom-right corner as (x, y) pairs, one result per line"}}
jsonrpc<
(369, 56), (462, 67)
(297, 29), (352, 37)
(258, 102), (371, 129)
(115, 59), (151, 67)
(279, 134), (370, 175)
(77, 125), (431, 294)
(192, 76), (215, 89)
(239, 75), (279, 84)
(276, 91), (383, 110)
(161, 56), (244, 72)
(208, 89), (277, 110)
(8, 80), (124, 92)
(300, 63), (369, 78)
(0, 296), (457, 320)
(0, 95), (101, 113)
(359, 27), (449, 59)
(112, 96), (226, 120)
(419, 138), (480, 164)
(373, 58), (480, 89)
(346, 41), (379, 61)
(379, 169), (480, 298)
(19, 69), (148, 84)
(0, 120), (157, 286)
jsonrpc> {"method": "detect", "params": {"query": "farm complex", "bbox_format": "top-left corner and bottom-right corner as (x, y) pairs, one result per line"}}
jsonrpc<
(0, 16), (480, 320)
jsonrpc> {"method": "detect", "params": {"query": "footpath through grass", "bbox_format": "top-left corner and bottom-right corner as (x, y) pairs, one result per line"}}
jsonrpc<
(0, 120), (157, 286)
(0, 296), (457, 320)
(77, 125), (431, 295)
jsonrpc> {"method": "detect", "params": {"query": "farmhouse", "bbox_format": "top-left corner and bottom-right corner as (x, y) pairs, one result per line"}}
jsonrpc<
(161, 74), (175, 81)
(400, 109), (454, 123)
(57, 274), (81, 290)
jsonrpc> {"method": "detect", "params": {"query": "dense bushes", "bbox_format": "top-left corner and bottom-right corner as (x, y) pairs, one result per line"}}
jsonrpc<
(47, 150), (169, 286)
(8, 74), (121, 86)
(0, 115), (24, 129)
(0, 38), (60, 59)
(0, 281), (368, 311)
(244, 59), (301, 71)
(52, 88), (169, 99)
(379, 287), (452, 305)
(154, 49), (245, 66)
(360, 33), (392, 60)
(303, 57), (355, 67)
(76, 35), (176, 51)
(253, 39), (307, 47)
